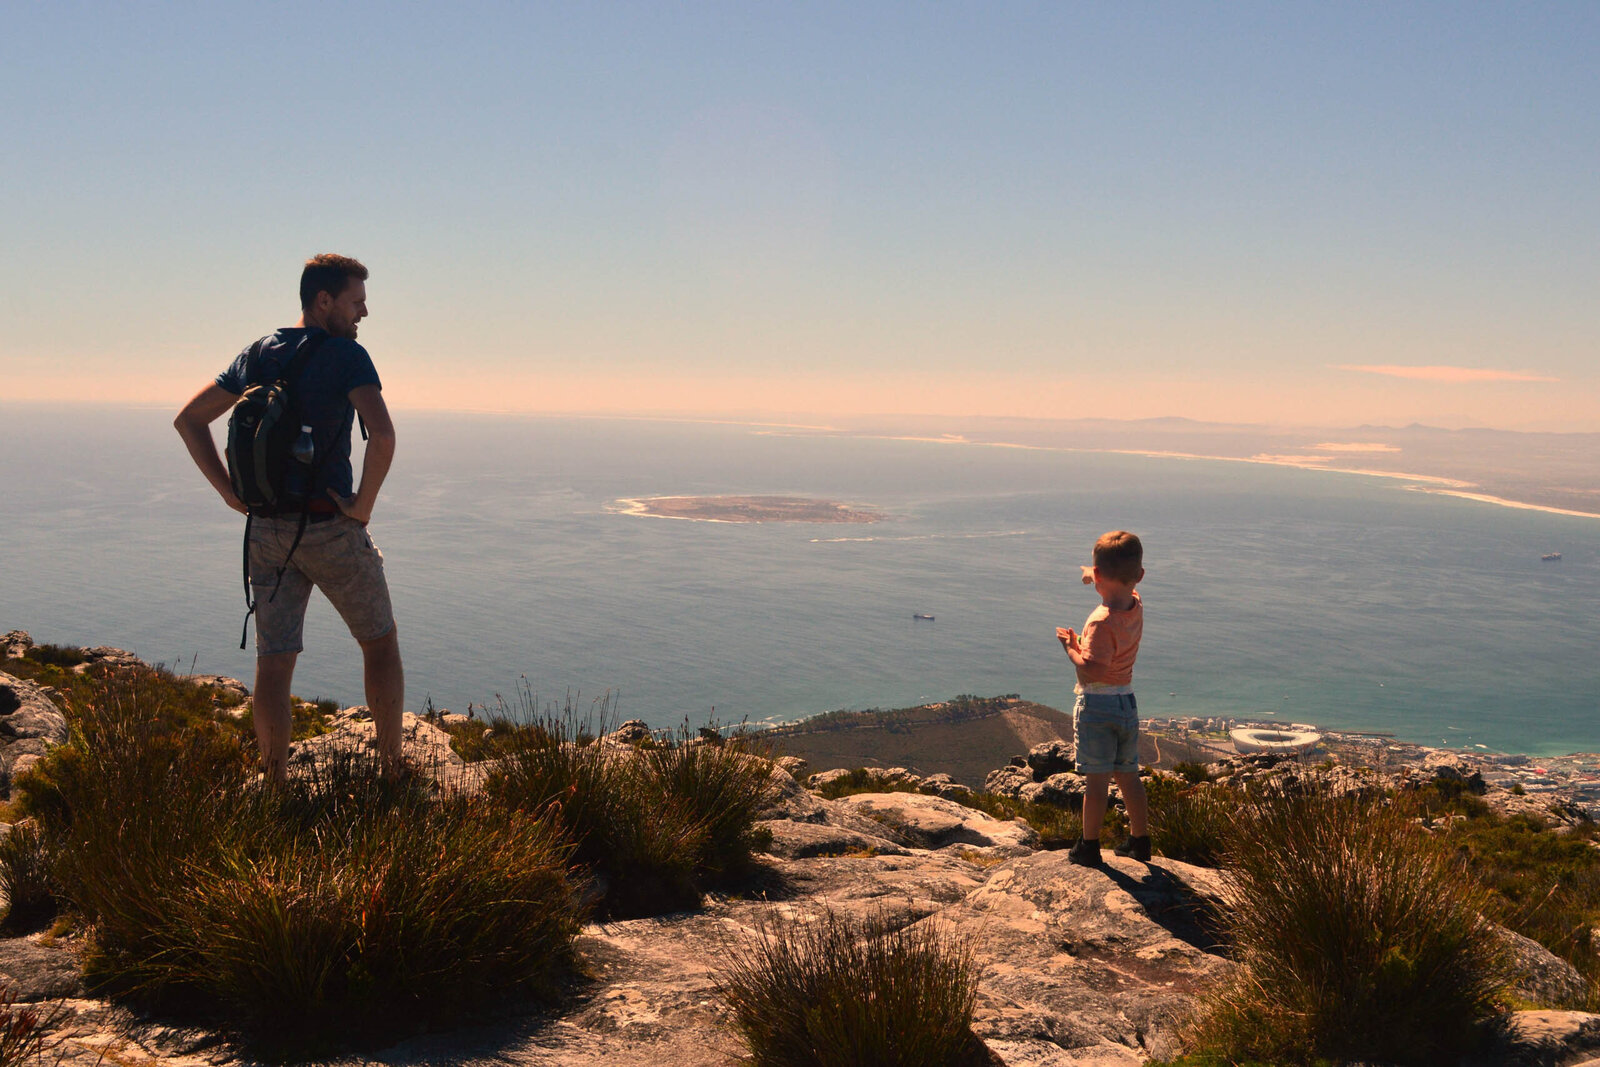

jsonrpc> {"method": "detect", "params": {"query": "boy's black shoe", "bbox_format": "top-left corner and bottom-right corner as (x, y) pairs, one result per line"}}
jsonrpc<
(1114, 835), (1151, 862)
(1067, 837), (1102, 866)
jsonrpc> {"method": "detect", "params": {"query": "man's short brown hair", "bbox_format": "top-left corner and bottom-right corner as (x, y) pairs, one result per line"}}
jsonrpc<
(299, 253), (368, 311)
(1093, 530), (1143, 584)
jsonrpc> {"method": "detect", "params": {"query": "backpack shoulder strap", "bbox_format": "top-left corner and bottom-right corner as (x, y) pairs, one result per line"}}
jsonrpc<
(278, 330), (332, 385)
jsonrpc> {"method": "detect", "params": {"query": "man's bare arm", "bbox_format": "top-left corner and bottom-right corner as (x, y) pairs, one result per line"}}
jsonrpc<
(175, 384), (246, 514)
(329, 384), (394, 525)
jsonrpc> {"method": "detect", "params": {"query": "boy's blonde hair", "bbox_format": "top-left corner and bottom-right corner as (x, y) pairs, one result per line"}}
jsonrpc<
(1093, 530), (1143, 584)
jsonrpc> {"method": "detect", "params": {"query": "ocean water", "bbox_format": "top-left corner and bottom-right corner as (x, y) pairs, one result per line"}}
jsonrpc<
(2, 404), (1597, 756)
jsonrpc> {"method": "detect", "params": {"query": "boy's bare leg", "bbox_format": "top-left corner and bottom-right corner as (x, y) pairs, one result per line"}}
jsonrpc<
(252, 651), (298, 783)
(359, 628), (405, 775)
(1080, 772), (1112, 840)
(1114, 771), (1149, 837)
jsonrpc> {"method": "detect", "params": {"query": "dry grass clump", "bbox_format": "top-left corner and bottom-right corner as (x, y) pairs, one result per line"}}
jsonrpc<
(1144, 776), (1236, 867)
(715, 910), (986, 1067)
(13, 669), (582, 1057)
(1180, 792), (1513, 1065)
(481, 697), (775, 918)
(0, 821), (58, 933)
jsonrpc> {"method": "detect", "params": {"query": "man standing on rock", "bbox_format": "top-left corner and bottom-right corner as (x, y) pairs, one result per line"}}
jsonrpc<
(174, 254), (404, 782)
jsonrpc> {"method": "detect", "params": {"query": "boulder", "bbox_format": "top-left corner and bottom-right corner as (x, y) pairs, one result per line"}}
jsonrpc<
(922, 772), (975, 801)
(0, 672), (68, 799)
(1032, 772), (1085, 810)
(0, 933), (83, 1000)
(0, 672), (67, 745)
(985, 763), (1035, 799)
(774, 754), (808, 780)
(807, 765), (922, 792)
(836, 792), (1039, 854)
(761, 820), (910, 860)
(291, 708), (469, 786)
(1487, 1011), (1600, 1067)
(1499, 927), (1590, 1008)
(605, 719), (654, 745)
(73, 646), (144, 673)
(0, 631), (32, 659)
(1025, 739), (1075, 780)
(938, 853), (1231, 1063)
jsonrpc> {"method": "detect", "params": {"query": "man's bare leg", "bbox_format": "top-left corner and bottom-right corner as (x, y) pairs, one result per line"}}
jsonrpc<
(359, 628), (405, 775)
(253, 651), (298, 783)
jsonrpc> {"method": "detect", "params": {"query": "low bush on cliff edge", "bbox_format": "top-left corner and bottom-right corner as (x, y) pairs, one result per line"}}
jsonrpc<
(1179, 793), (1513, 1066)
(1426, 804), (1600, 1009)
(15, 669), (582, 1057)
(482, 697), (775, 918)
(715, 909), (987, 1067)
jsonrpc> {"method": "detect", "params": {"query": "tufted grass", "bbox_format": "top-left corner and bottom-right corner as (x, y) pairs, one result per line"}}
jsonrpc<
(481, 694), (776, 918)
(0, 984), (54, 1067)
(1179, 792), (1513, 1065)
(715, 909), (987, 1067)
(1144, 776), (1235, 867)
(0, 821), (58, 933)
(14, 669), (582, 1057)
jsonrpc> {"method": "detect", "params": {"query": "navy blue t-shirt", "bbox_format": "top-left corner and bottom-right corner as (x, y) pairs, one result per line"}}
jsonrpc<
(216, 327), (381, 501)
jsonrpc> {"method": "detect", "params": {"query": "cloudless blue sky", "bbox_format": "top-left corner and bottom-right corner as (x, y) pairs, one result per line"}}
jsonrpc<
(4, 2), (1597, 428)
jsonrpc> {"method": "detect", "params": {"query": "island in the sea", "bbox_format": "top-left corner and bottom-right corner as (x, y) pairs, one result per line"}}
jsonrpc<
(616, 494), (885, 524)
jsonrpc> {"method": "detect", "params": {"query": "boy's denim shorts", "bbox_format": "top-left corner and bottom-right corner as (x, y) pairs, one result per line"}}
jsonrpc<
(1072, 692), (1140, 774)
(248, 514), (395, 656)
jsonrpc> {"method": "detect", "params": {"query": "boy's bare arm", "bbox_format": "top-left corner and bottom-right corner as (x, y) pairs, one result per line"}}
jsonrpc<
(1056, 626), (1088, 665)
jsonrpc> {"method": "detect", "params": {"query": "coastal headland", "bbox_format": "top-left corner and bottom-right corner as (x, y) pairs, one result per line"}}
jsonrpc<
(770, 694), (1600, 811)
(614, 494), (886, 524)
(761, 415), (1600, 519)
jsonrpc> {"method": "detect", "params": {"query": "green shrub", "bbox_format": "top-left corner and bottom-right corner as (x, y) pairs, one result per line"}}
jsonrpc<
(1431, 808), (1600, 1008)
(1183, 793), (1512, 1065)
(482, 700), (774, 918)
(640, 724), (776, 880)
(716, 910), (986, 1067)
(0, 821), (58, 933)
(814, 768), (923, 800)
(434, 714), (521, 762)
(23, 644), (86, 669)
(1172, 761), (1212, 784)
(179, 781), (579, 1051)
(22, 671), (582, 1056)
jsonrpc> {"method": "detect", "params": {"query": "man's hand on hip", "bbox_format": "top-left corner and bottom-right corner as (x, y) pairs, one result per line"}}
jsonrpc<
(328, 490), (373, 525)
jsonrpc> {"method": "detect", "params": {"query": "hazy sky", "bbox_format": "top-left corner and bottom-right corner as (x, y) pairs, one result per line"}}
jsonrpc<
(4, 3), (1597, 430)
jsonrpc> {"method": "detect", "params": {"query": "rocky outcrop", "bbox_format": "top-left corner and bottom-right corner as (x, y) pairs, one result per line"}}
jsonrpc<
(0, 670), (69, 789)
(836, 791), (1040, 855)
(7, 644), (1600, 1066)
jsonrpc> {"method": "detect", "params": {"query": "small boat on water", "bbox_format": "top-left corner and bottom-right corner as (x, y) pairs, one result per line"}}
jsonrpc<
(912, 612), (935, 621)
(1542, 553), (1562, 562)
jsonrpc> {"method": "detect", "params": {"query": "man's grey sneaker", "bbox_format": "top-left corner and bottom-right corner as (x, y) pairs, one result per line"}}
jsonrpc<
(1067, 837), (1102, 866)
(1114, 835), (1151, 862)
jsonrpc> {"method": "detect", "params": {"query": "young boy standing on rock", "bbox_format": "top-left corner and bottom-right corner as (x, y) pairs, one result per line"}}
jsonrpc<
(1056, 530), (1150, 865)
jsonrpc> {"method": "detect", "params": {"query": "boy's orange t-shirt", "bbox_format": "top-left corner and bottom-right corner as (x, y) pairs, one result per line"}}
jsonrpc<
(1074, 591), (1143, 689)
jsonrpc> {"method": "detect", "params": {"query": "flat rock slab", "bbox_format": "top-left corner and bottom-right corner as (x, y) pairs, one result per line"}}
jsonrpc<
(938, 853), (1231, 1063)
(0, 933), (84, 999)
(1486, 1011), (1600, 1067)
(836, 791), (1041, 853)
